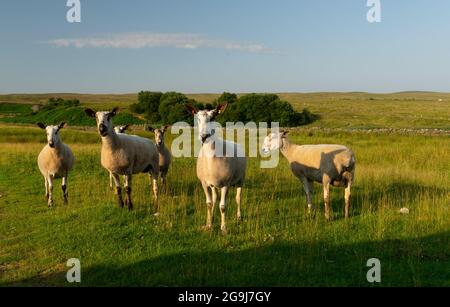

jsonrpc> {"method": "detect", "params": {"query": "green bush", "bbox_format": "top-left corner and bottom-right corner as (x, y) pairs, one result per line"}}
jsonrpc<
(218, 93), (317, 127)
(158, 92), (202, 125)
(129, 91), (162, 122)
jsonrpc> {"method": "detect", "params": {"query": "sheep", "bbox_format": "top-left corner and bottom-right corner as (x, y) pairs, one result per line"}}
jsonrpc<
(108, 125), (130, 189)
(37, 122), (75, 207)
(145, 125), (172, 189)
(84, 108), (159, 213)
(186, 104), (246, 235)
(114, 125), (130, 134)
(262, 131), (355, 220)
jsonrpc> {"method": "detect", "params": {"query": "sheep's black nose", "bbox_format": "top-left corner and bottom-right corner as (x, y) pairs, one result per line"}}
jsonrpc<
(99, 124), (107, 134)
(49, 142), (55, 148)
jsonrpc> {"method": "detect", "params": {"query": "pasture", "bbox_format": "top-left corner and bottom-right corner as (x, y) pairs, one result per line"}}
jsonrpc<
(0, 92), (449, 286)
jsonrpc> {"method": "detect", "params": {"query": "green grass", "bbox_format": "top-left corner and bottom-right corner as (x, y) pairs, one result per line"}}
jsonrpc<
(1, 92), (449, 129)
(0, 106), (144, 127)
(0, 125), (449, 286)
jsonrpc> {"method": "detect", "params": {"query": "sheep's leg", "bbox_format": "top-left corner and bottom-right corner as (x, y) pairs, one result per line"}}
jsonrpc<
(112, 173), (124, 208)
(219, 186), (229, 235)
(344, 181), (352, 218)
(322, 176), (331, 220)
(161, 172), (167, 191)
(47, 175), (54, 207)
(149, 171), (159, 215)
(44, 177), (49, 200)
(62, 175), (68, 204)
(211, 186), (217, 222)
(109, 172), (114, 190)
(301, 177), (315, 213)
(236, 186), (242, 221)
(201, 182), (213, 231)
(124, 175), (133, 211)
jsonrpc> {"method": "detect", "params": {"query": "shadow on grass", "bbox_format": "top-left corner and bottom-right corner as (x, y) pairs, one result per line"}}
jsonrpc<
(4, 231), (449, 287)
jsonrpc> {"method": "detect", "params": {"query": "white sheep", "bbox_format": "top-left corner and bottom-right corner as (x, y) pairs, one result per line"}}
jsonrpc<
(186, 104), (246, 234)
(146, 125), (172, 189)
(37, 122), (75, 207)
(262, 131), (355, 220)
(85, 108), (159, 212)
(108, 125), (130, 189)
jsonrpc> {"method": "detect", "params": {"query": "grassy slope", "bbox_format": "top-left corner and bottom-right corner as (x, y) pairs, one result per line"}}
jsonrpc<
(1, 92), (449, 129)
(0, 126), (449, 286)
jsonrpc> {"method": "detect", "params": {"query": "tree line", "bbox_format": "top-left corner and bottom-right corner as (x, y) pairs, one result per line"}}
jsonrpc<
(130, 91), (317, 127)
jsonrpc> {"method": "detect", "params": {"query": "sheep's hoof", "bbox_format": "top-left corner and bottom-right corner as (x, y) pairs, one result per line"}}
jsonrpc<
(201, 225), (212, 232)
(221, 227), (228, 236)
(236, 214), (242, 222)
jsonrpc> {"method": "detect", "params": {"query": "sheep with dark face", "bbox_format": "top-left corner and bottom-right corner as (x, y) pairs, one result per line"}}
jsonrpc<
(37, 122), (75, 207)
(186, 104), (246, 235)
(146, 125), (172, 188)
(262, 131), (355, 220)
(85, 108), (159, 213)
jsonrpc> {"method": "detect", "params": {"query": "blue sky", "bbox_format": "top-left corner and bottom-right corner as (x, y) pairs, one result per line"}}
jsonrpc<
(1, 0), (449, 93)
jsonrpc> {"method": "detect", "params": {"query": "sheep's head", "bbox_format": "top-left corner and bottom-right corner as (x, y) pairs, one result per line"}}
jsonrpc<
(85, 107), (119, 137)
(114, 125), (130, 134)
(262, 131), (289, 154)
(186, 103), (227, 144)
(37, 122), (66, 148)
(147, 125), (170, 147)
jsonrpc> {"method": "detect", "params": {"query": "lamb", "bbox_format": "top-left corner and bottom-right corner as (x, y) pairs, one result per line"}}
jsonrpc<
(84, 108), (159, 212)
(145, 125), (172, 188)
(37, 122), (75, 207)
(108, 125), (131, 189)
(186, 104), (246, 234)
(262, 131), (355, 220)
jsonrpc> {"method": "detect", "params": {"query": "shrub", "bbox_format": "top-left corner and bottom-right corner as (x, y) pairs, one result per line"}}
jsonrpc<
(129, 91), (162, 122)
(218, 93), (316, 127)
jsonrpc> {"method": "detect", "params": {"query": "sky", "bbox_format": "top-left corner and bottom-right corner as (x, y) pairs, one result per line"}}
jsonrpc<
(0, 0), (450, 94)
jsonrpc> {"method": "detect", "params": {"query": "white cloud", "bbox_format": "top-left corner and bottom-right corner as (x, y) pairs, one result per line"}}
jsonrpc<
(47, 32), (273, 54)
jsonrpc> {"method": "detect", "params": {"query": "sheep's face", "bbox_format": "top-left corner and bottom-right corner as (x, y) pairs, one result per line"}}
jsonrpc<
(262, 132), (282, 154)
(186, 104), (227, 143)
(155, 126), (169, 146)
(114, 125), (129, 134)
(37, 122), (66, 148)
(85, 108), (118, 137)
(147, 125), (169, 147)
(262, 131), (289, 154)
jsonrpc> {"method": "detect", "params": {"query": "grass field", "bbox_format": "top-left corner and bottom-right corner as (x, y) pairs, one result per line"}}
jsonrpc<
(0, 92), (449, 286)
(1, 91), (450, 129)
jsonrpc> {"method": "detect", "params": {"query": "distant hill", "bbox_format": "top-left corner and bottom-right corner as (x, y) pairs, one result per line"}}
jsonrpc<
(0, 92), (449, 129)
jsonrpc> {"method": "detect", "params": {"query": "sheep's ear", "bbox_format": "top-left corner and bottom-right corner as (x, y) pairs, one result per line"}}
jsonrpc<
(146, 125), (154, 132)
(123, 124), (130, 131)
(110, 107), (119, 117)
(280, 130), (289, 138)
(162, 125), (170, 132)
(215, 103), (228, 115)
(37, 122), (46, 130)
(58, 122), (67, 130)
(185, 105), (198, 115)
(85, 108), (96, 118)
